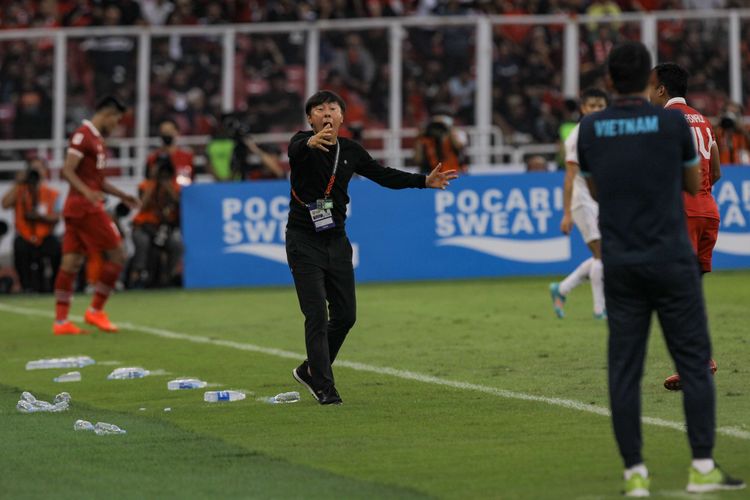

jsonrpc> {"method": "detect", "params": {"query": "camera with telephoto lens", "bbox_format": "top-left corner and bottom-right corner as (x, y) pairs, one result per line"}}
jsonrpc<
(24, 168), (41, 185)
(720, 113), (737, 130)
(154, 152), (175, 180)
(424, 119), (450, 141)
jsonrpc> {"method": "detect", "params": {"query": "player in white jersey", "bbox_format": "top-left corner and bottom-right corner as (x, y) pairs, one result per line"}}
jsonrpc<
(550, 88), (609, 319)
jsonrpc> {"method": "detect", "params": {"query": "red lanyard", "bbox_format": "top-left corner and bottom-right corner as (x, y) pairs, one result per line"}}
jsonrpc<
(291, 141), (341, 207)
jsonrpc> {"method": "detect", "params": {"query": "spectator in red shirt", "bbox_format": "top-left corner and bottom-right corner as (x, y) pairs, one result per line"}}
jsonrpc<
(146, 119), (195, 186)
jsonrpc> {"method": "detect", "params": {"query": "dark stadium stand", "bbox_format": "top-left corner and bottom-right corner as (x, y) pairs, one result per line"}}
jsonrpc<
(1, 0), (747, 148)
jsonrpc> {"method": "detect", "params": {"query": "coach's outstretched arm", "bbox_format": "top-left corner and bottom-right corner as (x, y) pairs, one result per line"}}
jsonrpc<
(354, 146), (458, 190)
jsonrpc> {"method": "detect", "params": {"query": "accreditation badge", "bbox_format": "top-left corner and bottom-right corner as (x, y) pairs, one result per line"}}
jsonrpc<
(307, 203), (335, 232)
(316, 198), (334, 210)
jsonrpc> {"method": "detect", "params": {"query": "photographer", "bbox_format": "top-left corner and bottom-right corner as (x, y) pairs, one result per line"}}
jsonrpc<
(715, 109), (750, 164)
(207, 113), (285, 181)
(1, 158), (61, 292)
(146, 119), (195, 186)
(414, 112), (468, 174)
(129, 153), (183, 287)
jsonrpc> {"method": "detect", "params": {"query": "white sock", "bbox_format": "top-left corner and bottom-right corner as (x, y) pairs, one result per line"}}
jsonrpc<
(590, 258), (605, 315)
(692, 458), (715, 474)
(559, 257), (593, 296)
(624, 463), (649, 480)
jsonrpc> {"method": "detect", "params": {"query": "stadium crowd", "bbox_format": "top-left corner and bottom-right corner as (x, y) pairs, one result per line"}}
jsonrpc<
(1, 0), (749, 149)
(1, 0), (749, 294)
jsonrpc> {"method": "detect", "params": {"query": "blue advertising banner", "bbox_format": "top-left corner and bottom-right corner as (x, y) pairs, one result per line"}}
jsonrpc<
(712, 166), (750, 268)
(181, 167), (750, 288)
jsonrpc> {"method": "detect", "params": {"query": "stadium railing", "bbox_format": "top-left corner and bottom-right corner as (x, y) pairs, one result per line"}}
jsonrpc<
(0, 9), (747, 178)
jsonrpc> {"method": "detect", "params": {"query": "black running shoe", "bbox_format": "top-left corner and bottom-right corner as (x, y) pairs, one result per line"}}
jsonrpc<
(316, 386), (343, 406)
(292, 361), (318, 401)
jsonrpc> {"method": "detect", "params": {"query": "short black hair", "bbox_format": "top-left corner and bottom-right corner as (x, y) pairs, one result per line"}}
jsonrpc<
(95, 95), (126, 113)
(305, 90), (346, 116)
(580, 87), (609, 106)
(607, 42), (652, 94)
(652, 62), (689, 98)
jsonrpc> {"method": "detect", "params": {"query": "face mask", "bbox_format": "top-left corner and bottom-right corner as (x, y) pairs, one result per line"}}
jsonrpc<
(161, 135), (174, 146)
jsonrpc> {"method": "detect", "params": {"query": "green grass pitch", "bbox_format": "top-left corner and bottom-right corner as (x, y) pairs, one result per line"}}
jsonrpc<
(1, 272), (748, 499)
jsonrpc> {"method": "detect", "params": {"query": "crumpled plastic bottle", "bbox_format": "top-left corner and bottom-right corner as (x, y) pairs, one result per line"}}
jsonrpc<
(74, 419), (95, 431)
(94, 422), (127, 435)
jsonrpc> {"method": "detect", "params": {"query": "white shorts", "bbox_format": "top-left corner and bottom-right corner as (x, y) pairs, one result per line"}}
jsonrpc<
(572, 204), (601, 244)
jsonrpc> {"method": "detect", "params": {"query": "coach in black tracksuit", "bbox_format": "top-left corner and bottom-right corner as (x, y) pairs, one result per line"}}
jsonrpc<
(287, 90), (456, 405)
(578, 43), (744, 494)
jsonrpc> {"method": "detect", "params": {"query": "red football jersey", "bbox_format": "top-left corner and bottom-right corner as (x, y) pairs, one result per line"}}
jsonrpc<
(64, 120), (107, 218)
(665, 98), (720, 220)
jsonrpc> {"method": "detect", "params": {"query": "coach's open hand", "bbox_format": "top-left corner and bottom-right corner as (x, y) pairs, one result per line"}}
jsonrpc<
(425, 163), (458, 190)
(307, 123), (336, 152)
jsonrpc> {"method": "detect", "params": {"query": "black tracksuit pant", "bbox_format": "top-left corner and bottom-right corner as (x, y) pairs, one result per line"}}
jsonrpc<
(286, 229), (356, 391)
(605, 256), (715, 467)
(14, 235), (61, 292)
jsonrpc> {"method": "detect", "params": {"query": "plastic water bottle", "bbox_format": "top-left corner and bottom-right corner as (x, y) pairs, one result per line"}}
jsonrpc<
(74, 420), (95, 432)
(167, 378), (207, 390)
(26, 356), (95, 370)
(53, 392), (71, 405)
(107, 367), (150, 380)
(16, 400), (36, 413)
(54, 371), (81, 383)
(94, 422), (127, 435)
(21, 391), (37, 403)
(204, 390), (245, 402)
(16, 391), (69, 412)
(77, 356), (96, 367)
(34, 400), (55, 411)
(263, 391), (301, 404)
(50, 401), (69, 412)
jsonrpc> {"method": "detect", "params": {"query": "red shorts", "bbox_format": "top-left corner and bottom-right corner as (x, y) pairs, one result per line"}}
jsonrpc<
(62, 209), (121, 255)
(686, 216), (719, 273)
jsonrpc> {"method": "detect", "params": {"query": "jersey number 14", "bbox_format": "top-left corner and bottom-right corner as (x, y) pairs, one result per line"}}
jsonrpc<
(691, 127), (713, 161)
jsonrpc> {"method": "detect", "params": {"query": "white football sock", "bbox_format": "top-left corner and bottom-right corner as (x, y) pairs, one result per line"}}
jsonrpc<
(559, 257), (593, 296)
(624, 463), (649, 480)
(692, 458), (715, 474)
(590, 258), (605, 315)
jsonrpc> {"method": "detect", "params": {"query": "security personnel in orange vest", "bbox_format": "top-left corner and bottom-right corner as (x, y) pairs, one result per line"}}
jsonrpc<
(1, 158), (61, 292)
(414, 114), (468, 174)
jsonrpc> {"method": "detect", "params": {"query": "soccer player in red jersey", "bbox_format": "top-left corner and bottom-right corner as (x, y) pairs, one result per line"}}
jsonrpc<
(52, 96), (139, 335)
(649, 63), (721, 390)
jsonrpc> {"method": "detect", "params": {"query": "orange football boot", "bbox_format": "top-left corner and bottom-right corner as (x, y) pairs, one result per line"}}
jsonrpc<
(53, 321), (87, 336)
(664, 359), (718, 391)
(84, 309), (118, 333)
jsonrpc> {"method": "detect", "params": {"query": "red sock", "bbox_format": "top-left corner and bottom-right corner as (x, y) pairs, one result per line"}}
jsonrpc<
(91, 261), (122, 311)
(54, 270), (76, 322)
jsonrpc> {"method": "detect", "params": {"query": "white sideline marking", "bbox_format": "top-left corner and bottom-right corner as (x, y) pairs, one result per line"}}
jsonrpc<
(2, 302), (749, 441)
